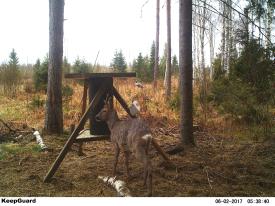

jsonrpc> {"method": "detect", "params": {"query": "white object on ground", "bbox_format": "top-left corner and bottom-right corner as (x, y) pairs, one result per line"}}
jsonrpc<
(135, 81), (144, 88)
(15, 135), (23, 140)
(129, 100), (141, 117)
(98, 176), (132, 197)
(33, 131), (47, 151)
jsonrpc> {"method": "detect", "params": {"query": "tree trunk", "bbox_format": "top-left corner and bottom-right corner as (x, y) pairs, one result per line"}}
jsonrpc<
(209, 23), (214, 79)
(251, 11), (254, 39)
(153, 0), (160, 89)
(200, 0), (207, 123)
(195, 14), (200, 87)
(266, 0), (272, 51)
(228, 0), (234, 68)
(164, 0), (171, 100)
(221, 2), (226, 72)
(44, 0), (64, 134)
(225, 0), (230, 73)
(244, 8), (249, 43)
(179, 0), (194, 146)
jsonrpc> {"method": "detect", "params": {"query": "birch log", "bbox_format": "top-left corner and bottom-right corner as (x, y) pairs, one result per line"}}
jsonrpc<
(33, 131), (48, 151)
(98, 176), (132, 197)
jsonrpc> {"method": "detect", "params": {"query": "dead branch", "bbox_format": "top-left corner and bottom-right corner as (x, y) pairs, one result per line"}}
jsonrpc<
(203, 167), (213, 190)
(0, 118), (16, 133)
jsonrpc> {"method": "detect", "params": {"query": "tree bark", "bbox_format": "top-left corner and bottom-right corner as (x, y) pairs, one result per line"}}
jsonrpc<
(179, 0), (194, 146)
(153, 0), (160, 89)
(44, 0), (64, 134)
(200, 0), (207, 123)
(221, 2), (226, 72)
(164, 0), (171, 100)
(225, 0), (232, 73)
(209, 23), (214, 79)
(266, 0), (272, 51)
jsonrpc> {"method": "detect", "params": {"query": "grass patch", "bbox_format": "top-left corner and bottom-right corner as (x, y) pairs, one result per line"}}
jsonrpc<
(0, 97), (27, 120)
(0, 143), (41, 160)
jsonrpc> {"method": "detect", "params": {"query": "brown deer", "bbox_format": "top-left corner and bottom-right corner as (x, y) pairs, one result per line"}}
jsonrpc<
(95, 97), (153, 196)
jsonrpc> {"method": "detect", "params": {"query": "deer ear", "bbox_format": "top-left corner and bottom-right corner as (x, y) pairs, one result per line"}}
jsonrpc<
(104, 94), (110, 104)
(104, 94), (112, 109)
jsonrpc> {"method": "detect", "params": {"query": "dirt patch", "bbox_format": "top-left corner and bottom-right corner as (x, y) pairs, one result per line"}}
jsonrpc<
(0, 127), (274, 197)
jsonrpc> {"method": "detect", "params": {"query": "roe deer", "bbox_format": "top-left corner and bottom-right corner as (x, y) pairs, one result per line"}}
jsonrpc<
(95, 97), (153, 196)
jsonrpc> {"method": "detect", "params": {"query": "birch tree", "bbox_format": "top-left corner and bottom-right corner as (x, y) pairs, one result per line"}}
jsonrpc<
(164, 0), (172, 100)
(153, 0), (160, 89)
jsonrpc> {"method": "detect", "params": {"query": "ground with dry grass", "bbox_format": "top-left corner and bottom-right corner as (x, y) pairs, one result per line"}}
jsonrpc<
(0, 79), (274, 197)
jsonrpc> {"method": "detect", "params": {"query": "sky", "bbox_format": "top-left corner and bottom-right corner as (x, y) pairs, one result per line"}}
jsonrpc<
(0, 0), (180, 65)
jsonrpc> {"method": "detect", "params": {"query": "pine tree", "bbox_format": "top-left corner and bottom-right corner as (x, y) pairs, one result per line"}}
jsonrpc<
(164, 0), (172, 100)
(111, 50), (127, 72)
(33, 57), (49, 92)
(179, 0), (194, 146)
(72, 57), (89, 73)
(133, 52), (145, 79)
(4, 49), (21, 96)
(172, 55), (179, 74)
(63, 56), (71, 73)
(45, 0), (64, 134)
(149, 41), (156, 79)
(153, 0), (160, 89)
(9, 49), (19, 67)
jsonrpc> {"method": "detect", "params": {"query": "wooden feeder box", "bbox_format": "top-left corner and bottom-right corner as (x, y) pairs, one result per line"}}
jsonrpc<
(44, 72), (136, 182)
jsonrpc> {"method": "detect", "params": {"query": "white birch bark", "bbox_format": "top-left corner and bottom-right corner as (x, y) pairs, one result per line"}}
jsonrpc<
(98, 176), (132, 197)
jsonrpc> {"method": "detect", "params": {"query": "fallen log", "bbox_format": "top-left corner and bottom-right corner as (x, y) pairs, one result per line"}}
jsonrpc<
(33, 130), (48, 151)
(98, 176), (132, 197)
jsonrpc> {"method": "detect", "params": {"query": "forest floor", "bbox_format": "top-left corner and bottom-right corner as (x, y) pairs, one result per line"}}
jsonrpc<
(0, 79), (274, 197)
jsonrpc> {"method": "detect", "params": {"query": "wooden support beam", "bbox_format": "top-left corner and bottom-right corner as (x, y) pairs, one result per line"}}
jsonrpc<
(43, 85), (107, 182)
(151, 138), (174, 166)
(113, 86), (135, 118)
(64, 72), (136, 79)
(81, 80), (88, 117)
(78, 80), (88, 156)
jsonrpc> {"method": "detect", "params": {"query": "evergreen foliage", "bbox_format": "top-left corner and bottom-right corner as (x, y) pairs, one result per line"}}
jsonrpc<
(132, 42), (156, 82)
(0, 49), (21, 96)
(110, 50), (127, 72)
(210, 38), (274, 129)
(33, 57), (48, 92)
(132, 53), (152, 82)
(172, 55), (179, 74)
(63, 56), (71, 73)
(71, 57), (89, 73)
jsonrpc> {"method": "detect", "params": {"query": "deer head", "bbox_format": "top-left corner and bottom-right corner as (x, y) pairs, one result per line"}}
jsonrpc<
(95, 94), (112, 122)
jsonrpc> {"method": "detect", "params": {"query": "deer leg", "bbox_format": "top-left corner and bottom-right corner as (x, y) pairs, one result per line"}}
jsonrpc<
(147, 162), (152, 197)
(143, 156), (152, 197)
(78, 142), (84, 156)
(143, 167), (148, 186)
(123, 150), (130, 180)
(113, 144), (120, 176)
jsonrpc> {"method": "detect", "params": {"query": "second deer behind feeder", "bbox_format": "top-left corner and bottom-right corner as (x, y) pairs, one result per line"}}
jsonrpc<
(95, 96), (153, 196)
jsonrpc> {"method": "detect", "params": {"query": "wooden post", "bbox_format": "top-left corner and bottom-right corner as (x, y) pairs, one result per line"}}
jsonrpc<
(113, 87), (135, 118)
(81, 80), (88, 117)
(43, 85), (107, 182)
(78, 80), (88, 156)
(151, 139), (173, 165)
